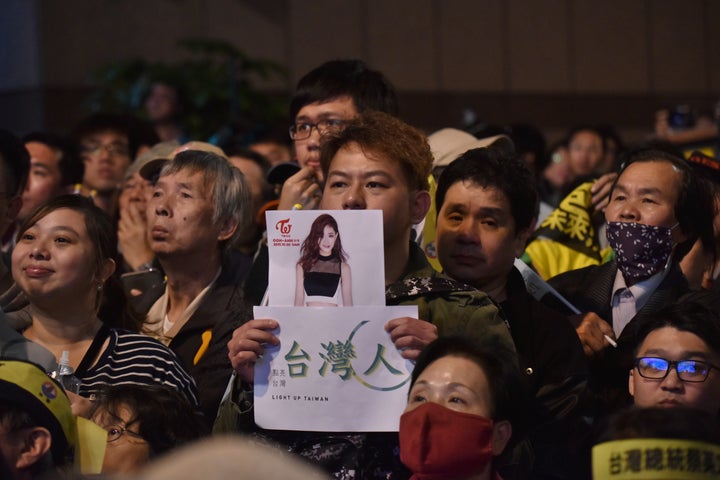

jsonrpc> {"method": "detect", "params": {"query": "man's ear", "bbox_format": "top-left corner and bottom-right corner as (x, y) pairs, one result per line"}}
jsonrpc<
(628, 369), (635, 398)
(217, 218), (239, 243)
(410, 191), (431, 225)
(513, 226), (533, 258)
(491, 420), (512, 456)
(100, 258), (116, 284)
(16, 427), (52, 470)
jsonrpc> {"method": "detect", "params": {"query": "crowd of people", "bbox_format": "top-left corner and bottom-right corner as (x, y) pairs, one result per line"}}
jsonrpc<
(0, 58), (719, 480)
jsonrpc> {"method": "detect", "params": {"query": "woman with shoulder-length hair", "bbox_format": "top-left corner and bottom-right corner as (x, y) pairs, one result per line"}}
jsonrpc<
(294, 213), (352, 306)
(12, 194), (198, 412)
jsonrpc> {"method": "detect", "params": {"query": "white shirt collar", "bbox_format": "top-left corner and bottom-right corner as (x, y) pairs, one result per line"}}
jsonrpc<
(611, 266), (669, 313)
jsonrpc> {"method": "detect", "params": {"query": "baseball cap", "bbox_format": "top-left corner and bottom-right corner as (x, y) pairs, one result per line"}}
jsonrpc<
(126, 141), (179, 180)
(139, 141), (228, 183)
(0, 359), (76, 463)
(428, 128), (514, 168)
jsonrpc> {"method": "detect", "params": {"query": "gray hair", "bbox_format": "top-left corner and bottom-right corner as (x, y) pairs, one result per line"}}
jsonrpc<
(159, 150), (251, 252)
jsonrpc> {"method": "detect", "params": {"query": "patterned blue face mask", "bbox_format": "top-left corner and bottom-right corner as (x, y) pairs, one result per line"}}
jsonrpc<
(606, 221), (678, 286)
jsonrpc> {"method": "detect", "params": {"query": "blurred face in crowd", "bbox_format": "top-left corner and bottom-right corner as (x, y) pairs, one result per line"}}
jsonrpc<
(436, 181), (529, 301)
(228, 156), (265, 216)
(567, 130), (603, 177)
(249, 141), (291, 167)
(293, 96), (358, 178)
(20, 142), (64, 222)
(228, 155), (267, 246)
(119, 172), (152, 220)
(80, 130), (131, 194)
(145, 82), (180, 123)
(630, 326), (720, 415)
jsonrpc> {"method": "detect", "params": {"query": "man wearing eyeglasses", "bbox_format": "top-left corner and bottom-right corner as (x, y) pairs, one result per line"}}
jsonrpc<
(545, 149), (716, 415)
(277, 59), (398, 211)
(71, 114), (158, 216)
(243, 60), (399, 304)
(629, 298), (720, 415)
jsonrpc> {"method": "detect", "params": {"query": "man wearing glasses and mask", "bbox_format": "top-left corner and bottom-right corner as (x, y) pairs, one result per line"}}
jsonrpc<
(548, 149), (715, 414)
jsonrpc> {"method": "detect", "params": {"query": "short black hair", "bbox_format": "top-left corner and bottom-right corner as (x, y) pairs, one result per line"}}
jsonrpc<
(633, 299), (720, 357)
(319, 111), (432, 192)
(595, 406), (720, 444)
(0, 129), (30, 197)
(435, 148), (539, 232)
(410, 336), (527, 431)
(507, 123), (547, 173)
(611, 148), (715, 261)
(564, 125), (606, 153)
(71, 113), (159, 161)
(290, 59), (398, 120)
(23, 131), (83, 187)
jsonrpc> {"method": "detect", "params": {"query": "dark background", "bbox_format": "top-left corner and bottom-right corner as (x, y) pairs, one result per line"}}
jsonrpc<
(3, 0), (718, 143)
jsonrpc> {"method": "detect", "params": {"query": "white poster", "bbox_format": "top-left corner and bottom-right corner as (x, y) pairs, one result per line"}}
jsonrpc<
(266, 210), (385, 307)
(253, 306), (417, 432)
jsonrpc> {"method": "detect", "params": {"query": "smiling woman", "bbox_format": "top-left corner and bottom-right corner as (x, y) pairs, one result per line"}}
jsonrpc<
(11, 195), (198, 411)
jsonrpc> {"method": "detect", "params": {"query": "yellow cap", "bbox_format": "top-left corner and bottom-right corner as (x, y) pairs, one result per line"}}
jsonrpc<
(0, 359), (76, 462)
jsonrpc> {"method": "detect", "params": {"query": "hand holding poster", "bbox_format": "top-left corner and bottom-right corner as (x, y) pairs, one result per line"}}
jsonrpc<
(253, 306), (417, 432)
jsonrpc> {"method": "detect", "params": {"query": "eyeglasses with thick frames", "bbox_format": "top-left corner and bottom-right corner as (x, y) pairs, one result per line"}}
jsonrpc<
(634, 356), (720, 383)
(104, 424), (146, 443)
(289, 119), (346, 140)
(80, 142), (130, 159)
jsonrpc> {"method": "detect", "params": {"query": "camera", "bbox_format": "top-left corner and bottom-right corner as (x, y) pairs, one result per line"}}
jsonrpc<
(668, 105), (697, 130)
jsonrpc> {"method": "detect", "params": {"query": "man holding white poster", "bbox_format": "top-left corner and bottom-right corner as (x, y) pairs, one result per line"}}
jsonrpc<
(221, 112), (515, 480)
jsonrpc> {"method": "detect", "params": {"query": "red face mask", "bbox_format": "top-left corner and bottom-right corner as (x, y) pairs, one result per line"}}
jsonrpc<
(399, 402), (495, 480)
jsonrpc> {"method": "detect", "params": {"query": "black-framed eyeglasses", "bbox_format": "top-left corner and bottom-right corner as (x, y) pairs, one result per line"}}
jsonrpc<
(80, 142), (130, 159)
(289, 119), (346, 140)
(104, 424), (146, 443)
(634, 356), (720, 383)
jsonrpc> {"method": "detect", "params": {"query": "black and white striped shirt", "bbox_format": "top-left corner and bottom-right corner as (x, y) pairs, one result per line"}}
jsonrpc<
(78, 329), (198, 405)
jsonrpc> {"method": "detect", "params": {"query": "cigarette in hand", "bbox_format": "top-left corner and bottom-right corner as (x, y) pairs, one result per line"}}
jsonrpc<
(604, 335), (618, 348)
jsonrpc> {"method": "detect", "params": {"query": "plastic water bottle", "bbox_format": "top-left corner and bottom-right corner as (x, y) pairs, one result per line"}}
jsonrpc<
(50, 350), (81, 395)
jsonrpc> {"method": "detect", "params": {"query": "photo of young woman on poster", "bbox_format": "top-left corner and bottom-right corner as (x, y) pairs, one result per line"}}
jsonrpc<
(294, 214), (353, 306)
